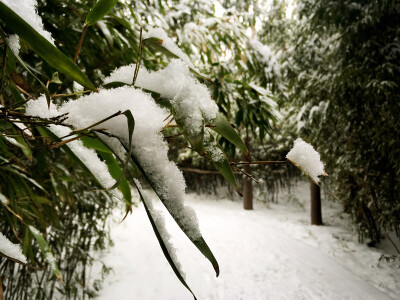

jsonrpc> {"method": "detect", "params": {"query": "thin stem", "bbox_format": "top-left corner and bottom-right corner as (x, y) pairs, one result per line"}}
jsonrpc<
(0, 43), (6, 94)
(132, 27), (144, 86)
(230, 160), (288, 166)
(52, 90), (92, 98)
(73, 24), (89, 63)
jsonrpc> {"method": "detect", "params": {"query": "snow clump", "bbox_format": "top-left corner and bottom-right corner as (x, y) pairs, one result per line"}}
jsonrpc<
(26, 86), (203, 241)
(145, 27), (194, 69)
(6, 34), (21, 55)
(250, 39), (280, 77)
(104, 59), (219, 137)
(286, 138), (326, 183)
(0, 0), (55, 44)
(0, 232), (27, 263)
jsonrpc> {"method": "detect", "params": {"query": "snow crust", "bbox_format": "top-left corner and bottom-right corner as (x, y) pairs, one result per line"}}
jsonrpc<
(286, 138), (325, 183)
(1, 0), (55, 44)
(104, 59), (219, 137)
(0, 232), (27, 263)
(145, 27), (194, 68)
(6, 34), (20, 55)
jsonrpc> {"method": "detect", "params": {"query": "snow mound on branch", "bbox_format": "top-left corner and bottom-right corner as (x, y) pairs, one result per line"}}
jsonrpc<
(26, 86), (203, 241)
(1, 0), (55, 44)
(104, 59), (218, 136)
(25, 98), (122, 199)
(286, 138), (326, 183)
(145, 27), (194, 69)
(0, 232), (27, 263)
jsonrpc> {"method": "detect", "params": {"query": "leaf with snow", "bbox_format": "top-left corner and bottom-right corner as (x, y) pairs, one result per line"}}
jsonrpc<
(28, 225), (63, 282)
(0, 232), (27, 264)
(286, 138), (327, 184)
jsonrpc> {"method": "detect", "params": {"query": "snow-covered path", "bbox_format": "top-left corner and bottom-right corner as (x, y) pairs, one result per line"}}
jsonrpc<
(96, 186), (399, 300)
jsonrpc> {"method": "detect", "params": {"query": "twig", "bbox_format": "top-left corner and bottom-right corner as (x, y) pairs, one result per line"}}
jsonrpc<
(52, 90), (92, 98)
(73, 24), (89, 63)
(0, 43), (6, 94)
(231, 165), (260, 183)
(132, 27), (143, 86)
(230, 160), (288, 166)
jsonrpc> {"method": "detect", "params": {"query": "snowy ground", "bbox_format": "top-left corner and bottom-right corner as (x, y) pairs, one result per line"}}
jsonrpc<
(95, 182), (400, 300)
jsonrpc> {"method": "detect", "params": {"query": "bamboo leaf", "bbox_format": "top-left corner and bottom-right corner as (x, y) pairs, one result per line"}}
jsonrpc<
(106, 110), (135, 190)
(0, 28), (51, 106)
(143, 37), (213, 83)
(210, 114), (249, 156)
(28, 225), (63, 283)
(132, 182), (197, 300)
(127, 150), (220, 277)
(0, 3), (96, 91)
(86, 0), (118, 26)
(81, 136), (113, 154)
(204, 131), (241, 196)
(99, 151), (132, 204)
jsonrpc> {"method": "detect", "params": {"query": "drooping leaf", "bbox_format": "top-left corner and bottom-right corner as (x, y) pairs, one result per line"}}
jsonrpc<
(204, 130), (242, 196)
(28, 225), (63, 283)
(99, 151), (132, 204)
(0, 27), (51, 106)
(143, 37), (213, 83)
(81, 136), (113, 154)
(0, 3), (96, 91)
(126, 149), (220, 277)
(132, 181), (197, 300)
(210, 114), (249, 156)
(86, 0), (118, 26)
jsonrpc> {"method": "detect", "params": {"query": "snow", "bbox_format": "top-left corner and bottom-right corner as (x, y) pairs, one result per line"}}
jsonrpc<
(250, 39), (280, 77)
(26, 87), (203, 241)
(96, 182), (400, 300)
(1, 0), (55, 44)
(0, 232), (27, 264)
(6, 34), (20, 55)
(0, 193), (8, 205)
(25, 97), (121, 198)
(104, 59), (219, 137)
(145, 27), (194, 69)
(286, 138), (326, 183)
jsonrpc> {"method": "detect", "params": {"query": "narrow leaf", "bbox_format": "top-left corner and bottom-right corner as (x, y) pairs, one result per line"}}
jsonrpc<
(210, 114), (248, 156)
(133, 182), (197, 300)
(0, 3), (96, 91)
(28, 225), (63, 283)
(86, 0), (118, 26)
(143, 37), (213, 83)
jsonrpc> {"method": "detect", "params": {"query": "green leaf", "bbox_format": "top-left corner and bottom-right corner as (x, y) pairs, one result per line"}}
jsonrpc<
(81, 136), (113, 153)
(127, 150), (220, 277)
(106, 110), (135, 191)
(210, 114), (249, 156)
(86, 0), (118, 26)
(204, 131), (242, 196)
(133, 182), (197, 300)
(0, 27), (51, 106)
(28, 225), (63, 283)
(99, 151), (132, 204)
(51, 72), (62, 84)
(0, 3), (96, 91)
(143, 37), (213, 83)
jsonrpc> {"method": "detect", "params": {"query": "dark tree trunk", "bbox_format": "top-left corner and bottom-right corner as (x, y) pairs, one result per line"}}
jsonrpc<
(243, 136), (253, 210)
(310, 181), (322, 225)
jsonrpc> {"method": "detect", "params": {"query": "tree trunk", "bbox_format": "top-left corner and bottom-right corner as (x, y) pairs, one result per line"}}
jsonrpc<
(243, 137), (253, 210)
(310, 181), (322, 225)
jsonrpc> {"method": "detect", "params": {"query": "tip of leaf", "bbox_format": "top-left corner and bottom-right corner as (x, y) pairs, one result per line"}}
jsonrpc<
(214, 263), (220, 277)
(235, 187), (243, 197)
(57, 275), (65, 286)
(322, 170), (328, 176)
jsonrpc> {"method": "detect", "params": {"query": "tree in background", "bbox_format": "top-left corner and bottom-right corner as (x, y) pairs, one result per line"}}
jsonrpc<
(286, 0), (400, 244)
